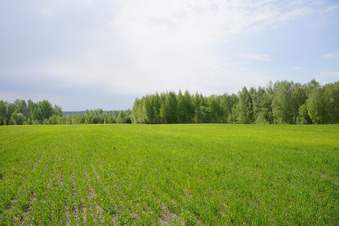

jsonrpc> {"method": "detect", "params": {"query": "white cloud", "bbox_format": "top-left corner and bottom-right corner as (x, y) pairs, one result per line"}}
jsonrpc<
(321, 52), (339, 59)
(315, 71), (339, 79)
(108, 0), (320, 94)
(291, 66), (301, 70)
(238, 52), (272, 62)
(1, 0), (336, 110)
(326, 3), (339, 12)
(113, 0), (317, 51)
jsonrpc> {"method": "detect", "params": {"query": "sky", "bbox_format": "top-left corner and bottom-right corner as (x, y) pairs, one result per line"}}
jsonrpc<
(1, 0), (339, 111)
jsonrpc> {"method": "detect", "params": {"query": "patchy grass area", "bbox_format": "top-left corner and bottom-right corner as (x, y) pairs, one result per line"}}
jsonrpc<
(0, 124), (338, 224)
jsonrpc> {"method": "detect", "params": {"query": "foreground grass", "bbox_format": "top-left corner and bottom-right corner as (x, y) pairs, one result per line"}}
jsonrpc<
(0, 124), (338, 225)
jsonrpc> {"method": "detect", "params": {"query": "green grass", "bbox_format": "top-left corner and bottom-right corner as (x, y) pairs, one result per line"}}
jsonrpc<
(0, 124), (338, 225)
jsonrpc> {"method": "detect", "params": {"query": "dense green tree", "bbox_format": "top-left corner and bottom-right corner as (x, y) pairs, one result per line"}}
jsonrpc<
(251, 87), (259, 122)
(290, 83), (307, 124)
(177, 90), (194, 123)
(130, 80), (339, 125)
(132, 98), (142, 123)
(143, 95), (155, 123)
(177, 90), (185, 123)
(0, 99), (63, 125)
(117, 111), (127, 123)
(184, 90), (195, 123)
(16, 113), (25, 125)
(207, 95), (224, 123)
(324, 82), (339, 123)
(2, 79), (338, 126)
(32, 107), (43, 123)
(6, 103), (16, 122)
(39, 100), (54, 120)
(27, 99), (35, 115)
(152, 93), (162, 123)
(13, 99), (29, 116)
(306, 79), (320, 96)
(0, 101), (6, 125)
(229, 104), (238, 123)
(307, 87), (328, 124)
(199, 105), (212, 123)
(193, 93), (204, 123)
(9, 111), (17, 125)
(8, 111), (25, 125)
(237, 87), (253, 124)
(221, 94), (238, 123)
(272, 81), (294, 124)
(297, 104), (312, 124)
(254, 87), (272, 124)
(219, 95), (230, 123)
(54, 105), (63, 117)
(49, 115), (59, 125)
(265, 81), (275, 123)
(162, 92), (178, 123)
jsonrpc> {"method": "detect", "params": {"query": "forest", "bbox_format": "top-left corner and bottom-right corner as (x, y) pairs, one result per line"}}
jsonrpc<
(0, 100), (131, 125)
(132, 79), (338, 124)
(0, 79), (338, 125)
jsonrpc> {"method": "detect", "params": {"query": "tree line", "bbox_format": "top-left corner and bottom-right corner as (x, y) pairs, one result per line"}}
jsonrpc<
(54, 109), (132, 125)
(0, 99), (131, 125)
(0, 99), (62, 125)
(1, 79), (337, 125)
(131, 80), (338, 124)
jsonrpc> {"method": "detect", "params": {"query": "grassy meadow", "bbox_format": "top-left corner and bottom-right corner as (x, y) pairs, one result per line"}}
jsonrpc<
(0, 124), (338, 225)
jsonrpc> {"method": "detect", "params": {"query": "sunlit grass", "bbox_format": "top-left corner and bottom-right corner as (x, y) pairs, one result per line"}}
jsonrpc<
(0, 124), (338, 224)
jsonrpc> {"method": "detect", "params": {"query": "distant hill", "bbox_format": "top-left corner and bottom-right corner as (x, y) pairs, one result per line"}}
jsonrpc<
(63, 111), (85, 115)
(63, 110), (129, 115)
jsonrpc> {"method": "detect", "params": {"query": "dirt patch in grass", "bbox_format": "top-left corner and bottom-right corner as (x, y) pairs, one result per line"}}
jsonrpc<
(159, 205), (184, 225)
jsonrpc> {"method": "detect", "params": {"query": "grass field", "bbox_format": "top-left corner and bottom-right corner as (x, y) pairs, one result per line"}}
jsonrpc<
(0, 124), (338, 225)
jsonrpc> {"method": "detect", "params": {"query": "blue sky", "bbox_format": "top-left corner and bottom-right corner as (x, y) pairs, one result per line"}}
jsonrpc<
(1, 0), (338, 110)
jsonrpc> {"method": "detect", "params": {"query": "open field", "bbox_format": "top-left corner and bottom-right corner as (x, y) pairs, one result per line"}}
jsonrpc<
(0, 124), (338, 225)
